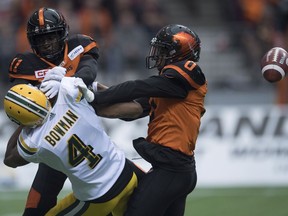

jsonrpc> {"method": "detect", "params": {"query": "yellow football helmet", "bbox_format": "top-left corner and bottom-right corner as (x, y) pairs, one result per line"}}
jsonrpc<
(4, 84), (51, 127)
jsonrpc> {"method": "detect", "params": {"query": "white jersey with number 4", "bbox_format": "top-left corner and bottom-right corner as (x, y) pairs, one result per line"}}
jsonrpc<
(17, 77), (126, 201)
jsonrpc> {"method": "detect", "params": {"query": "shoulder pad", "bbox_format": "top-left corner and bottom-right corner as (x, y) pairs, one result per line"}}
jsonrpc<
(67, 34), (98, 49)
(67, 34), (99, 58)
(9, 52), (50, 83)
(162, 60), (206, 88)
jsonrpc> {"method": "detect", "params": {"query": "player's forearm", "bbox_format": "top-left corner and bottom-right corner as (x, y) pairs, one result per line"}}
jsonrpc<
(95, 101), (143, 119)
(93, 76), (188, 105)
(4, 126), (29, 168)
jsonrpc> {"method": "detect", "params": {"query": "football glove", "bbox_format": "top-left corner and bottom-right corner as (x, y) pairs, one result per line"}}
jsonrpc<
(74, 78), (95, 102)
(43, 66), (66, 82)
(40, 80), (61, 99)
(40, 66), (66, 99)
(92, 82), (98, 92)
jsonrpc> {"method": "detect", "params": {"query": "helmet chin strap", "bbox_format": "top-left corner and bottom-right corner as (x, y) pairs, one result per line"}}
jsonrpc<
(42, 48), (64, 65)
(157, 59), (166, 72)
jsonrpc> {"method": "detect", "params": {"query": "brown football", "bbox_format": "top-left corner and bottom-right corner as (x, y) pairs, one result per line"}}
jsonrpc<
(261, 47), (288, 83)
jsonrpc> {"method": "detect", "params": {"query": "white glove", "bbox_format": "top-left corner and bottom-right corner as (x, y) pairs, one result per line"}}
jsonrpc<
(92, 82), (98, 92)
(43, 66), (66, 82)
(40, 66), (66, 99)
(74, 78), (95, 102)
(40, 80), (61, 99)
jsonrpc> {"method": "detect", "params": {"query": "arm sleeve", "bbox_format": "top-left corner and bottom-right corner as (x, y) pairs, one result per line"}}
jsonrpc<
(17, 132), (39, 163)
(94, 75), (188, 104)
(135, 97), (151, 117)
(73, 55), (98, 86)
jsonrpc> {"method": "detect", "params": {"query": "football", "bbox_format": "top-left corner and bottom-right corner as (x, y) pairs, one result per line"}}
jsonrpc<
(260, 47), (288, 83)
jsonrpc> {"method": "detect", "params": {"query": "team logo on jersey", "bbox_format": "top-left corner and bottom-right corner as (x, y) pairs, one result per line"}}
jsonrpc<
(68, 45), (84, 60)
(49, 112), (56, 121)
(35, 69), (49, 78)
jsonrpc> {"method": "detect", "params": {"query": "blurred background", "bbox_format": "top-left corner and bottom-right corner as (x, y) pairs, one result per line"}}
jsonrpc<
(0, 0), (288, 215)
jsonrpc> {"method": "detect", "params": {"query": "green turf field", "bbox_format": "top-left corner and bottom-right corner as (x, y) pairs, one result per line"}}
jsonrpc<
(0, 187), (287, 216)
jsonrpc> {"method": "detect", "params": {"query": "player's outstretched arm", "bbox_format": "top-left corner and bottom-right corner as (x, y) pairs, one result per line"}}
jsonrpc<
(3, 125), (29, 168)
(90, 82), (147, 119)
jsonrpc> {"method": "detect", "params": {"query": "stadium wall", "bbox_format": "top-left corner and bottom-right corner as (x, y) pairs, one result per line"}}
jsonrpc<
(0, 105), (288, 190)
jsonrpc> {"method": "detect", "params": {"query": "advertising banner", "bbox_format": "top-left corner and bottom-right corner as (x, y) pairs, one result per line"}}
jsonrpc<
(0, 105), (287, 189)
(196, 105), (288, 186)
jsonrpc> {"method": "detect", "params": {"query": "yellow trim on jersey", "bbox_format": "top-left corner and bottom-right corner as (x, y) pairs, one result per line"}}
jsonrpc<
(18, 134), (38, 155)
(75, 90), (83, 102)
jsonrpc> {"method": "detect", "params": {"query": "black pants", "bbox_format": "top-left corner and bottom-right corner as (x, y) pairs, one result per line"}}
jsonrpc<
(124, 166), (197, 216)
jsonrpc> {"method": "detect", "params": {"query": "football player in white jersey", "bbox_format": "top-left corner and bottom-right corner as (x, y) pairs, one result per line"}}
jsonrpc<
(3, 76), (144, 216)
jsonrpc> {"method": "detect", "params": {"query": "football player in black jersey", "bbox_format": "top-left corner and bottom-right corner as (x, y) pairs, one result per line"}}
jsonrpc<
(7, 7), (99, 215)
(90, 24), (207, 216)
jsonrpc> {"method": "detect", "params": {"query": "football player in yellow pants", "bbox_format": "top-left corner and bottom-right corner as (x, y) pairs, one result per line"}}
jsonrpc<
(47, 173), (137, 216)
(4, 77), (145, 215)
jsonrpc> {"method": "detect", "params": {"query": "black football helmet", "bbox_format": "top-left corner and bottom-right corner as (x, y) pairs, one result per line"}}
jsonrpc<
(27, 7), (69, 62)
(146, 24), (201, 70)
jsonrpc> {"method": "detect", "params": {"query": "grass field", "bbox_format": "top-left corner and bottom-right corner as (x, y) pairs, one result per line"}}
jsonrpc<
(0, 187), (288, 216)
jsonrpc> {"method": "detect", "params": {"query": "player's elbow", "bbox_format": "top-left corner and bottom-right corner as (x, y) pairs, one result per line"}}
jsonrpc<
(3, 157), (18, 168)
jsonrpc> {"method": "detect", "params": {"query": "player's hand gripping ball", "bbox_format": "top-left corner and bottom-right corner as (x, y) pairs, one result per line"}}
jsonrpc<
(261, 47), (288, 83)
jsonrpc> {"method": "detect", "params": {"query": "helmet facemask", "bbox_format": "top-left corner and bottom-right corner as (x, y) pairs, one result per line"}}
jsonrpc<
(29, 30), (66, 62)
(146, 37), (172, 70)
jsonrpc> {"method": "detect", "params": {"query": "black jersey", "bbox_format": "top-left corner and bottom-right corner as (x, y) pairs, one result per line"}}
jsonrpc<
(8, 34), (99, 86)
(94, 60), (207, 155)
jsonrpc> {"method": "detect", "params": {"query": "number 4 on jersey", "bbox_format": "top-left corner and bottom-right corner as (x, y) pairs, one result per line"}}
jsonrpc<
(68, 134), (102, 169)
